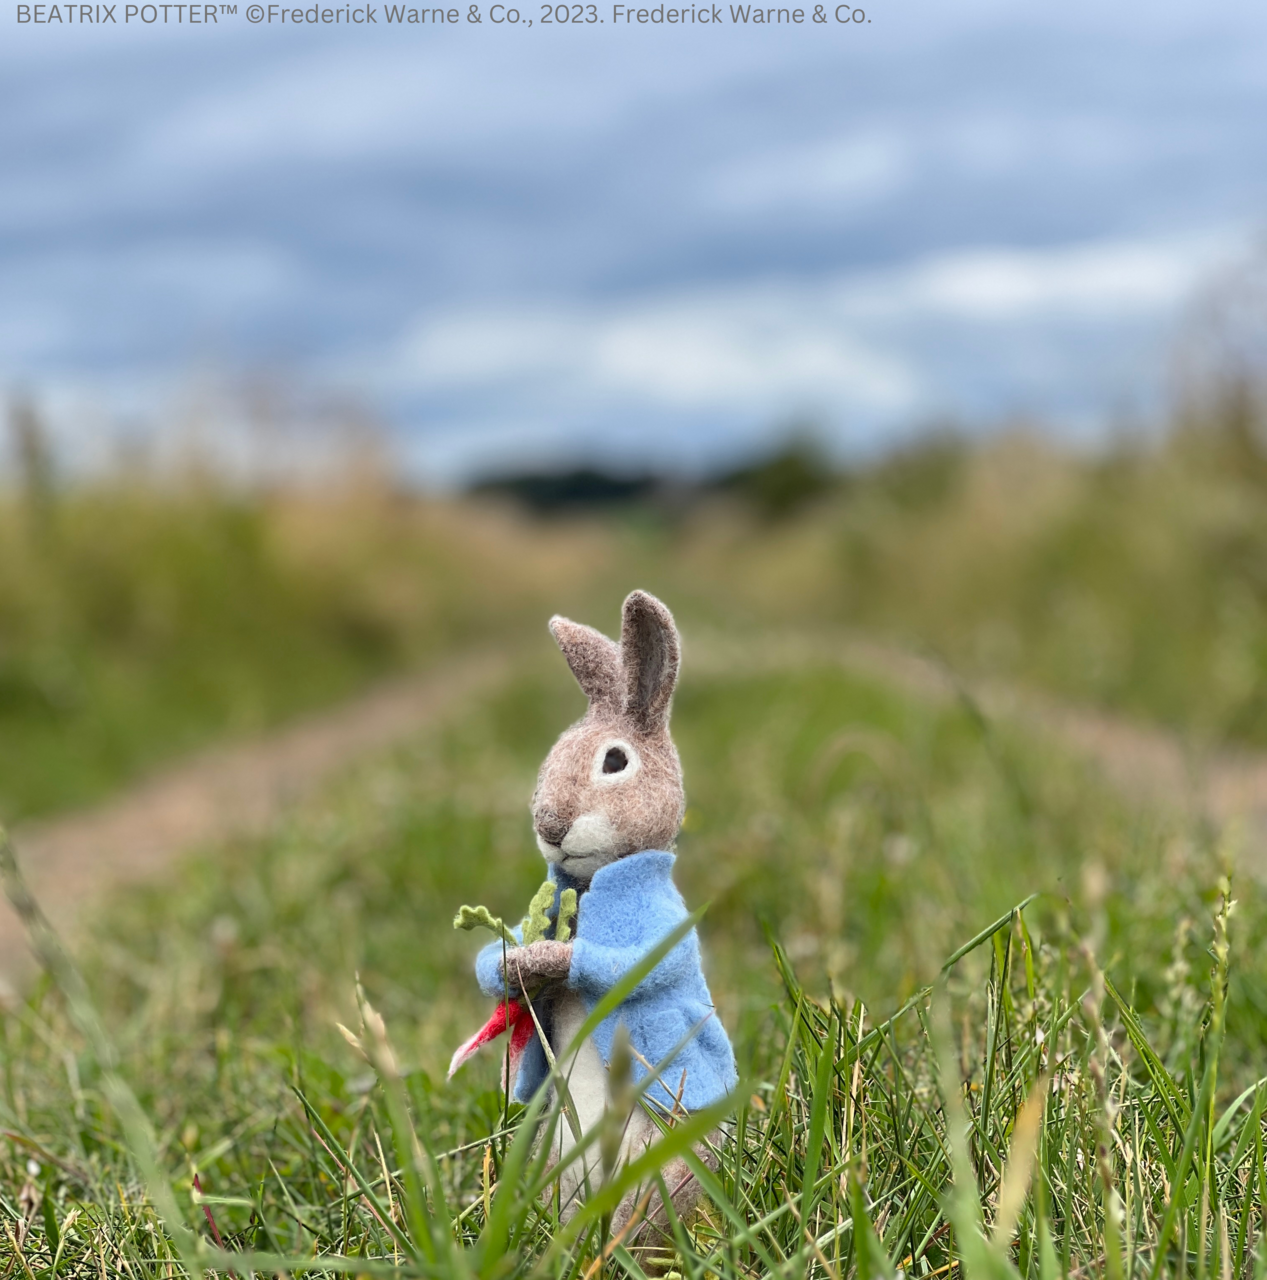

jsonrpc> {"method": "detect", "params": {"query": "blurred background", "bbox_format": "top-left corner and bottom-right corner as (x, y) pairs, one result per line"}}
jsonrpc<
(4, 0), (1267, 820)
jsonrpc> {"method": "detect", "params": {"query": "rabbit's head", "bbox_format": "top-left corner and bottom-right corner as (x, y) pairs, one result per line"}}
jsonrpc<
(532, 590), (685, 883)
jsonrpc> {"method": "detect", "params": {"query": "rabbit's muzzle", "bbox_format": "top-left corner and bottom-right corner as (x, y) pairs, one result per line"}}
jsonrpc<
(534, 809), (572, 848)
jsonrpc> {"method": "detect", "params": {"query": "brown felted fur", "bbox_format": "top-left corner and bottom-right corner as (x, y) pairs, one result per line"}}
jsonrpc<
(504, 939), (572, 987)
(529, 589), (686, 883)
(609, 1132), (721, 1270)
(548, 617), (623, 717)
(620, 590), (680, 734)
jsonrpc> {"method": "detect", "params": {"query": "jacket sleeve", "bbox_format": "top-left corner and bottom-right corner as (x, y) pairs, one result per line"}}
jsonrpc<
(569, 928), (700, 1004)
(474, 924), (524, 999)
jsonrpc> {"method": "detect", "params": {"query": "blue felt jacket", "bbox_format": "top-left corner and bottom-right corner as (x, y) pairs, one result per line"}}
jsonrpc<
(475, 850), (737, 1113)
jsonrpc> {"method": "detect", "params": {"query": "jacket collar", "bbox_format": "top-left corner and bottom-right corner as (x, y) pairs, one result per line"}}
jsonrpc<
(549, 848), (675, 899)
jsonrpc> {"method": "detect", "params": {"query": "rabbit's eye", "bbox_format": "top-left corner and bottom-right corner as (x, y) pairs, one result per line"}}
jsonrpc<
(592, 738), (639, 784)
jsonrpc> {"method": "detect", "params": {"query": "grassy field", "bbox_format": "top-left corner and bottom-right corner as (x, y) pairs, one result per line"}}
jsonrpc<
(0, 477), (604, 820)
(7, 405), (1267, 823)
(3, 405), (1267, 1274)
(1, 647), (1263, 1276)
(656, 422), (1267, 750)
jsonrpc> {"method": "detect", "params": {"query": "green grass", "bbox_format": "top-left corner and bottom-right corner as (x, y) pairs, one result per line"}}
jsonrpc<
(659, 422), (1267, 750)
(8, 408), (1267, 826)
(1, 653), (1264, 1276)
(0, 481), (596, 821)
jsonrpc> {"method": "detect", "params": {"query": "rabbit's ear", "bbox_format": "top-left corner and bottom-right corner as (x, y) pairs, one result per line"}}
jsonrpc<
(549, 616), (622, 714)
(620, 590), (680, 733)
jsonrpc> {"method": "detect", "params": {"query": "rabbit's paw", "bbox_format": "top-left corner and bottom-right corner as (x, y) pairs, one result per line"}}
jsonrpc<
(504, 940), (573, 990)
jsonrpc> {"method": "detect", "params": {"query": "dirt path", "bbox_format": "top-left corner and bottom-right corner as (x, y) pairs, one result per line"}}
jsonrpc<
(0, 649), (510, 989)
(691, 630), (1267, 856)
(5, 628), (1266, 991)
(845, 637), (1267, 840)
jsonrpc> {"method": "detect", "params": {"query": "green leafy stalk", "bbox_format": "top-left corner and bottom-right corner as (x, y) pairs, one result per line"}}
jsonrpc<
(556, 886), (578, 943)
(455, 877), (578, 947)
(453, 904), (517, 947)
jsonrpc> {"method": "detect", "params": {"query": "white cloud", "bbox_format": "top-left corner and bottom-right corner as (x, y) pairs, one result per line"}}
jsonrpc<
(122, 35), (781, 178)
(393, 288), (918, 414)
(6, 228), (1251, 487)
(870, 235), (1233, 320)
(385, 231), (1239, 421)
(699, 132), (912, 213)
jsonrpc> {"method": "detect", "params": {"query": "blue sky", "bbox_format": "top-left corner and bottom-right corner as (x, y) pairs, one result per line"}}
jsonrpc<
(3, 0), (1266, 482)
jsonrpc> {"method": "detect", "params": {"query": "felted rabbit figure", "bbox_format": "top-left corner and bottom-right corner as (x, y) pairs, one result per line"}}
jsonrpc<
(472, 589), (737, 1246)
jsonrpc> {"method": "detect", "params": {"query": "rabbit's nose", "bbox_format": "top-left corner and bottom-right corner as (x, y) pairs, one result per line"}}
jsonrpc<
(535, 810), (571, 846)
